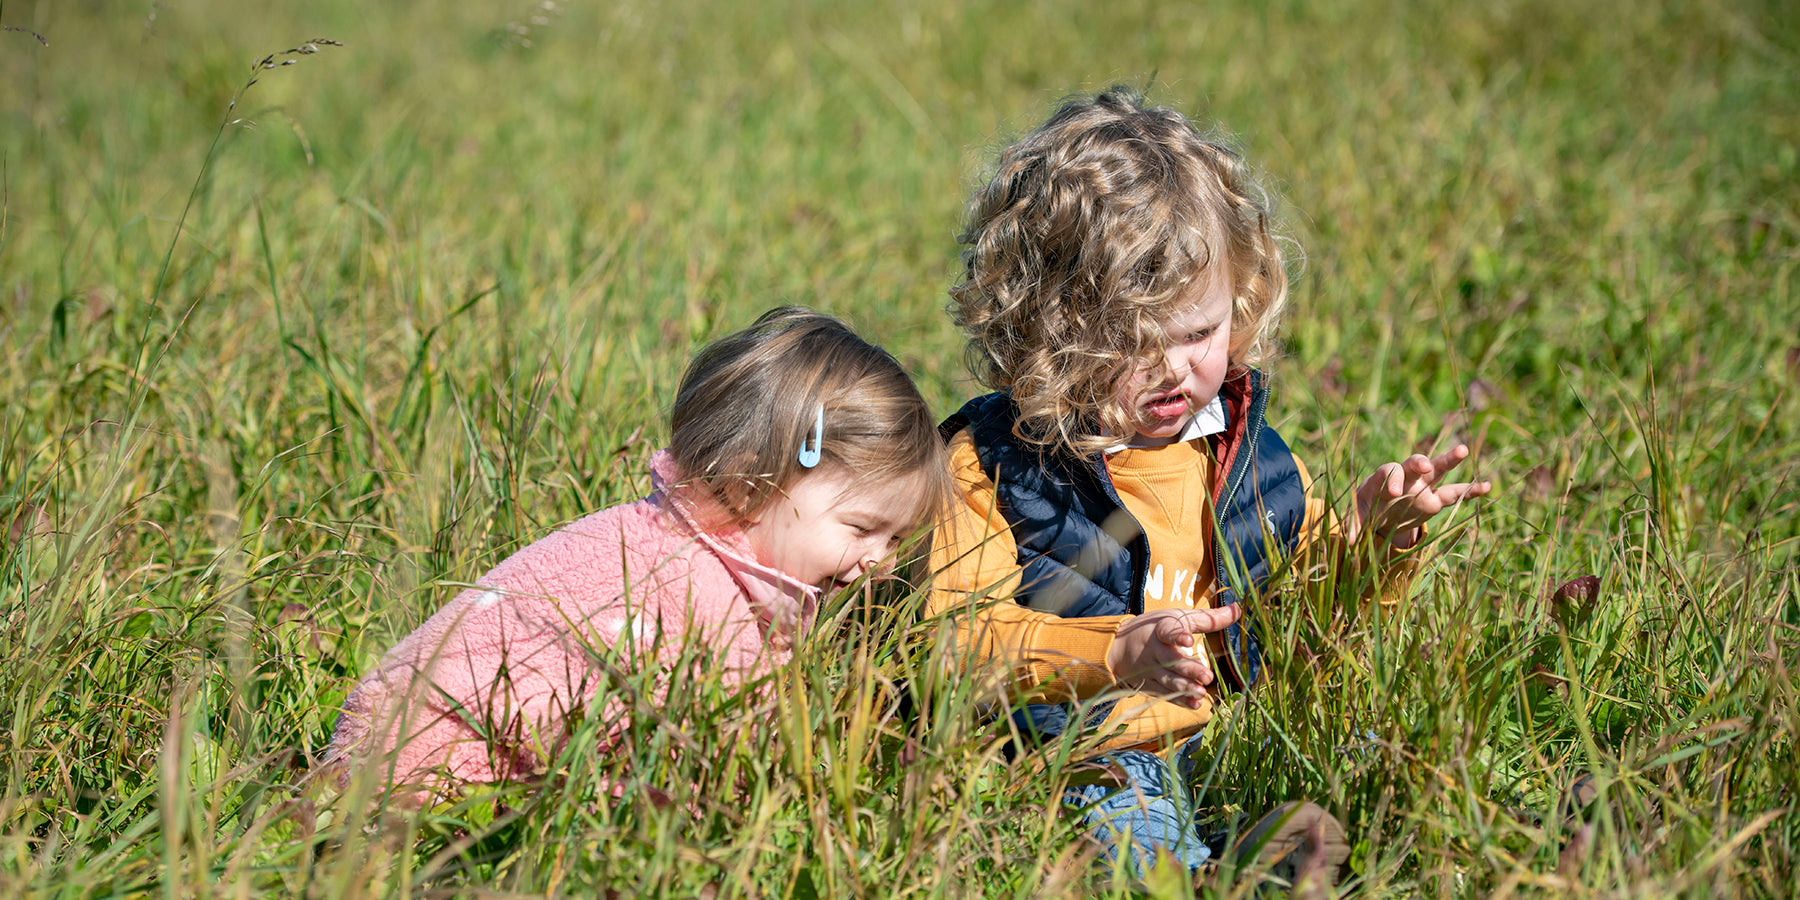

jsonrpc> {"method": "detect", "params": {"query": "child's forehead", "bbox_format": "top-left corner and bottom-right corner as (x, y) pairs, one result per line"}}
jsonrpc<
(1159, 269), (1235, 321)
(826, 467), (933, 519)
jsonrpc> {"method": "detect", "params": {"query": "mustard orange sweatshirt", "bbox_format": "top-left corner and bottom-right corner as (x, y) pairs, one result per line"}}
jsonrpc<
(928, 429), (1419, 754)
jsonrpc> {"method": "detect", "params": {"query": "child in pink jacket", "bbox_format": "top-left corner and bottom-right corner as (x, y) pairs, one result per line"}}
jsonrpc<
(327, 307), (952, 800)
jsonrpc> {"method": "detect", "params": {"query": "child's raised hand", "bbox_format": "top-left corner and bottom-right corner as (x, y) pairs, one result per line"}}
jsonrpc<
(1106, 606), (1244, 709)
(1352, 443), (1492, 549)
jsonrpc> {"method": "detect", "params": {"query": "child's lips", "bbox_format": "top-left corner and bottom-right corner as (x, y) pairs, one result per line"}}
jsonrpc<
(1144, 391), (1189, 420)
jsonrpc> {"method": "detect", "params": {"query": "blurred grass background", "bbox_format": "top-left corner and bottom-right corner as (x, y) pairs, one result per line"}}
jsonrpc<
(2, 0), (1797, 896)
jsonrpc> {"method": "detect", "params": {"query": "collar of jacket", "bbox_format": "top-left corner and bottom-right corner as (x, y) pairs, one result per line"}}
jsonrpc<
(647, 449), (820, 648)
(1074, 368), (1260, 511)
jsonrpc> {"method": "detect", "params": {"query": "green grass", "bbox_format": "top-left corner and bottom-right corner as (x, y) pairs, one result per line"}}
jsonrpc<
(3, 0), (1797, 895)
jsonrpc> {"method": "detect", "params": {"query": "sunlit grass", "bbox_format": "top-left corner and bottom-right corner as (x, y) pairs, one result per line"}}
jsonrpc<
(2, 0), (1796, 896)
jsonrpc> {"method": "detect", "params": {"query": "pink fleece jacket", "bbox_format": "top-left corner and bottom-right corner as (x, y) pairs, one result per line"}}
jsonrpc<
(327, 450), (818, 793)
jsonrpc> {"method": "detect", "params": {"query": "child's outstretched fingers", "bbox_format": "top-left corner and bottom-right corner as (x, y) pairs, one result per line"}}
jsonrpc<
(1355, 444), (1492, 545)
(1432, 443), (1473, 476)
(1175, 604), (1244, 638)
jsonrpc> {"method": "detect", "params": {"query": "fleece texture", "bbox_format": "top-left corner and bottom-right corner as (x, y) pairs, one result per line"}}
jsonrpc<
(327, 450), (818, 793)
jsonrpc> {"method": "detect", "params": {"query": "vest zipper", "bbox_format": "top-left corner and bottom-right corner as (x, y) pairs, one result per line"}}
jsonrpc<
(1212, 372), (1267, 691)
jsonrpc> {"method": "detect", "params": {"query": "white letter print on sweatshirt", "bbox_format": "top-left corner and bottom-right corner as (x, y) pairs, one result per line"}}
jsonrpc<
(1145, 564), (1199, 606)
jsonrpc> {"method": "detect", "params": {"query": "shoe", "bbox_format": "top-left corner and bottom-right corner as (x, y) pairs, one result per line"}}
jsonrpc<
(1560, 773), (1598, 824)
(1229, 800), (1351, 888)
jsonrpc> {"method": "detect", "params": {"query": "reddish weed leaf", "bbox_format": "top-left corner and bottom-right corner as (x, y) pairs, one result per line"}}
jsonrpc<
(1548, 574), (1601, 626)
(1551, 575), (1600, 605)
(1526, 465), (1555, 501)
(7, 504), (47, 542)
(1295, 642), (1321, 670)
(1319, 358), (1345, 396)
(1467, 378), (1499, 411)
(1558, 824), (1594, 879)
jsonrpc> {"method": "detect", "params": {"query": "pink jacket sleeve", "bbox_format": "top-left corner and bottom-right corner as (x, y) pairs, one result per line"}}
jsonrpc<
(327, 497), (769, 798)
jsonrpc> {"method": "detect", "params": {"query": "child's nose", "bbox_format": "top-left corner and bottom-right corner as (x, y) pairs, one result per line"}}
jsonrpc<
(1164, 350), (1189, 377)
(860, 546), (893, 577)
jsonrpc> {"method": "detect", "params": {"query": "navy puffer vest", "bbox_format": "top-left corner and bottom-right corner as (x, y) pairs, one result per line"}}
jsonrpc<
(941, 369), (1305, 695)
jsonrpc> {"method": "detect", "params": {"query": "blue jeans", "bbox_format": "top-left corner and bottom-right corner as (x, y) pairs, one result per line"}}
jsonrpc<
(1063, 731), (1213, 873)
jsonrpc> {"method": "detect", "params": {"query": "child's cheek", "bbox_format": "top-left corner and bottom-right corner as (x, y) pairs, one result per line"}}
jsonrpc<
(1113, 366), (1151, 410)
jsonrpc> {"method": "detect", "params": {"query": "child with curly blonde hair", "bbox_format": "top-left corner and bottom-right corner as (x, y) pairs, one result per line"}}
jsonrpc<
(930, 88), (1490, 881)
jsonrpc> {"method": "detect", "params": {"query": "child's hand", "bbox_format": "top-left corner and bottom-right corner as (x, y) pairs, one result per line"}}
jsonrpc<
(1352, 444), (1492, 549)
(1106, 606), (1244, 709)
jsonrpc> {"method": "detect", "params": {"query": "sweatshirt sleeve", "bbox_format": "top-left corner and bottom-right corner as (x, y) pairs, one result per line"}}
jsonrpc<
(926, 430), (1126, 703)
(1289, 454), (1424, 605)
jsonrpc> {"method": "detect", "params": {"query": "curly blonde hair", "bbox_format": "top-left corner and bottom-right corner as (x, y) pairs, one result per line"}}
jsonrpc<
(950, 87), (1289, 458)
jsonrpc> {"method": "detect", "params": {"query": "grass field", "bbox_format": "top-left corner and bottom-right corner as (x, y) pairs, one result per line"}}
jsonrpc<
(3, 0), (1798, 896)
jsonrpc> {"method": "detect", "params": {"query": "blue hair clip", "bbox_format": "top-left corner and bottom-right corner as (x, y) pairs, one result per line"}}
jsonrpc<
(797, 404), (824, 468)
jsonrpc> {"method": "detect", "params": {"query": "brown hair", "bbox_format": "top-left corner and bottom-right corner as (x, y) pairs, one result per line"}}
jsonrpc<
(670, 307), (951, 538)
(950, 86), (1289, 457)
